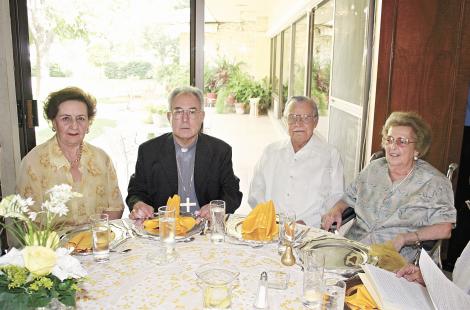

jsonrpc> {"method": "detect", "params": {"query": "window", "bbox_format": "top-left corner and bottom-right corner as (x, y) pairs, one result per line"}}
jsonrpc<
(310, 0), (334, 138)
(281, 27), (291, 114)
(292, 15), (308, 96)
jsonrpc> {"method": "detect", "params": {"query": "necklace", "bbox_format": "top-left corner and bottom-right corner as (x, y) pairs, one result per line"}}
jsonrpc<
(68, 143), (83, 168)
(391, 166), (414, 193)
(176, 157), (196, 212)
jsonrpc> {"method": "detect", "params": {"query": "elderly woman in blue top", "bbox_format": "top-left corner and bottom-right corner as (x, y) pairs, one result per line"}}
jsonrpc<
(322, 111), (456, 261)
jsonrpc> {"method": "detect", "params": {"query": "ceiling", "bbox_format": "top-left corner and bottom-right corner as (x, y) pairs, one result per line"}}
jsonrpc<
(205, 0), (273, 23)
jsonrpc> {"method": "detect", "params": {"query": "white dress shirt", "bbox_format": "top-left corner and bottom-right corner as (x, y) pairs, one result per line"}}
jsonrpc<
(248, 134), (344, 227)
(453, 241), (470, 295)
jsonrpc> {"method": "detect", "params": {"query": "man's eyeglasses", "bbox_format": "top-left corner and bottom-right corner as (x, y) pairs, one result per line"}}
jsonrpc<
(287, 114), (316, 124)
(171, 108), (201, 120)
(383, 136), (416, 147)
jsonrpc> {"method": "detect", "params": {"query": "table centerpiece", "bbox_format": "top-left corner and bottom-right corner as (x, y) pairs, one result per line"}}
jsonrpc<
(0, 184), (87, 309)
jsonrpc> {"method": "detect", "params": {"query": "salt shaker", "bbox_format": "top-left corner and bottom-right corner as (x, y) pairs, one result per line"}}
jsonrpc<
(253, 271), (269, 309)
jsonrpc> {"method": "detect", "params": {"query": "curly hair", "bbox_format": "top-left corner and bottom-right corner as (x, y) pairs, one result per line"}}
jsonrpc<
(381, 111), (432, 158)
(43, 87), (97, 121)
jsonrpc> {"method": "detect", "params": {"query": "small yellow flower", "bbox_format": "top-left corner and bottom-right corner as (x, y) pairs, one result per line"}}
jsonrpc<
(23, 246), (57, 276)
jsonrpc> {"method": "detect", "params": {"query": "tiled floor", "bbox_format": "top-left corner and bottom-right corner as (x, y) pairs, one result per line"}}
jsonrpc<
(203, 109), (287, 214)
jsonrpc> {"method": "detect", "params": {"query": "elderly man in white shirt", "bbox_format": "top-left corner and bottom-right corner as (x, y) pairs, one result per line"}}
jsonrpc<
(248, 96), (344, 227)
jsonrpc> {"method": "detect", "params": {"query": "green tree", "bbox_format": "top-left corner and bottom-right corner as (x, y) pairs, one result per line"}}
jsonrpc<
(28, 0), (89, 95)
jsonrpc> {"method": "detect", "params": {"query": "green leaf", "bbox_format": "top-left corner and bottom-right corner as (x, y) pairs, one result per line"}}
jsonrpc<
(0, 290), (30, 310)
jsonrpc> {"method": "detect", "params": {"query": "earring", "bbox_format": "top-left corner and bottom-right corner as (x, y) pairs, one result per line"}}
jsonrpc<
(414, 154), (418, 160)
(52, 127), (56, 132)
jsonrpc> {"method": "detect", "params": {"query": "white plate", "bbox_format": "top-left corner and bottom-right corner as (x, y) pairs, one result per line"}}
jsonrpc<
(131, 214), (204, 240)
(59, 223), (127, 255)
(225, 214), (279, 244)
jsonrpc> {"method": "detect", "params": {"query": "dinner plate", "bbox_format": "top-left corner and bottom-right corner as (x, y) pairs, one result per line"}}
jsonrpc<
(131, 212), (204, 240)
(59, 223), (127, 256)
(225, 214), (279, 244)
(297, 237), (378, 277)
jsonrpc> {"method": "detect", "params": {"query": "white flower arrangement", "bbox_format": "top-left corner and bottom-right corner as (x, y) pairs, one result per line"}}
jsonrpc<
(0, 184), (87, 308)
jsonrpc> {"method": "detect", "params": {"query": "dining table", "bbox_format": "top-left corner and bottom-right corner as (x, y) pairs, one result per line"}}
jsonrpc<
(74, 217), (347, 310)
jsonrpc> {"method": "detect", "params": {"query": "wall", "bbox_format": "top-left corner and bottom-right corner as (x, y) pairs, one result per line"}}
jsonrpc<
(0, 0), (21, 195)
(373, 0), (470, 174)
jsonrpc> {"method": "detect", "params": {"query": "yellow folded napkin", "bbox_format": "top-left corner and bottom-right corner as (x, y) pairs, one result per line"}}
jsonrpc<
(345, 284), (379, 310)
(369, 241), (408, 272)
(143, 195), (196, 236)
(241, 200), (278, 241)
(167, 195), (181, 217)
(66, 230), (115, 253)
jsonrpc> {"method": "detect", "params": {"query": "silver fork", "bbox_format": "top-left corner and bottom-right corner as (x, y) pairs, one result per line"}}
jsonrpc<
(121, 219), (135, 238)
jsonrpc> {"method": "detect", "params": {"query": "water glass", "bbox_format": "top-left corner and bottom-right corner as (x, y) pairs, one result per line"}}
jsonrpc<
(158, 206), (176, 258)
(91, 214), (110, 263)
(277, 211), (295, 254)
(323, 279), (346, 310)
(195, 263), (239, 310)
(209, 200), (226, 243)
(302, 250), (325, 309)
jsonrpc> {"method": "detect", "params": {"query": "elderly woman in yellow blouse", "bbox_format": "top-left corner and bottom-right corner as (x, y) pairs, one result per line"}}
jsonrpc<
(322, 112), (456, 262)
(17, 87), (124, 227)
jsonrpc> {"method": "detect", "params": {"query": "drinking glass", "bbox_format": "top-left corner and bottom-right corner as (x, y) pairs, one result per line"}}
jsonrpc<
(278, 210), (296, 254)
(323, 279), (346, 310)
(302, 250), (325, 309)
(91, 214), (110, 263)
(158, 206), (176, 258)
(209, 200), (226, 243)
(195, 263), (239, 310)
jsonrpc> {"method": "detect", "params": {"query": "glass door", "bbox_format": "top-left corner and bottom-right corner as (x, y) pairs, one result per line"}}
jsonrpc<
(24, 0), (191, 206)
(328, 0), (374, 184)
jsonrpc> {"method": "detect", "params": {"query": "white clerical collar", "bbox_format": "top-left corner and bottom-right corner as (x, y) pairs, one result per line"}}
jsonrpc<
(175, 137), (198, 153)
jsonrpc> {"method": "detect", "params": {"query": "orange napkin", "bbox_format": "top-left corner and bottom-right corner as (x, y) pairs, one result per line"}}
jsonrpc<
(369, 241), (407, 272)
(241, 200), (278, 241)
(345, 284), (379, 310)
(143, 195), (196, 236)
(65, 230), (115, 253)
(167, 195), (181, 217)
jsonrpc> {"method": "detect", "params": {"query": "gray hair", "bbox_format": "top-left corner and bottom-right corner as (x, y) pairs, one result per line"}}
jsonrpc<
(381, 111), (432, 158)
(168, 86), (204, 111)
(283, 96), (319, 118)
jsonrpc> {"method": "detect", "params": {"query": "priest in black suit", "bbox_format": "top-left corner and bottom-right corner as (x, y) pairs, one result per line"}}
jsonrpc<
(127, 86), (242, 220)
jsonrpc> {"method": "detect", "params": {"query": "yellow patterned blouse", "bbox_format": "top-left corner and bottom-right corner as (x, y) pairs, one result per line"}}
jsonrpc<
(17, 136), (124, 227)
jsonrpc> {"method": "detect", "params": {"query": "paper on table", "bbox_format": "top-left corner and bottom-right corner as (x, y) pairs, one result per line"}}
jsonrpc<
(419, 249), (470, 310)
(362, 264), (434, 310)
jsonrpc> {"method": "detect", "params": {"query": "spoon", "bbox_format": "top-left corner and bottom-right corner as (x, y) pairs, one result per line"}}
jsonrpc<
(110, 248), (132, 254)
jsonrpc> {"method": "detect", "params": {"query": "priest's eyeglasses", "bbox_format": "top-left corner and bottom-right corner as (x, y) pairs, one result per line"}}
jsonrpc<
(172, 108), (201, 120)
(287, 114), (316, 124)
(383, 136), (416, 147)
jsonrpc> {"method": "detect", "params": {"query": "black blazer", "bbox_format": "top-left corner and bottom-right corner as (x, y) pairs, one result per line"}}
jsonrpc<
(126, 133), (242, 214)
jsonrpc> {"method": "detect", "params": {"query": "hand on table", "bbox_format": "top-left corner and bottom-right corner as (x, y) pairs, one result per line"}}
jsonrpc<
(129, 201), (154, 220)
(198, 204), (211, 220)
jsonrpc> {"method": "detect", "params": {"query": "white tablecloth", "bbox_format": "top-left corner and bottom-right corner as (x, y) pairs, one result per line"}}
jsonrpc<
(75, 223), (333, 309)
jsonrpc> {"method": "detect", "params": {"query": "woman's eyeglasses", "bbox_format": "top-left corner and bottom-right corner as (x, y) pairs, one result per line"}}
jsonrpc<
(286, 114), (316, 124)
(383, 136), (416, 147)
(172, 108), (201, 120)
